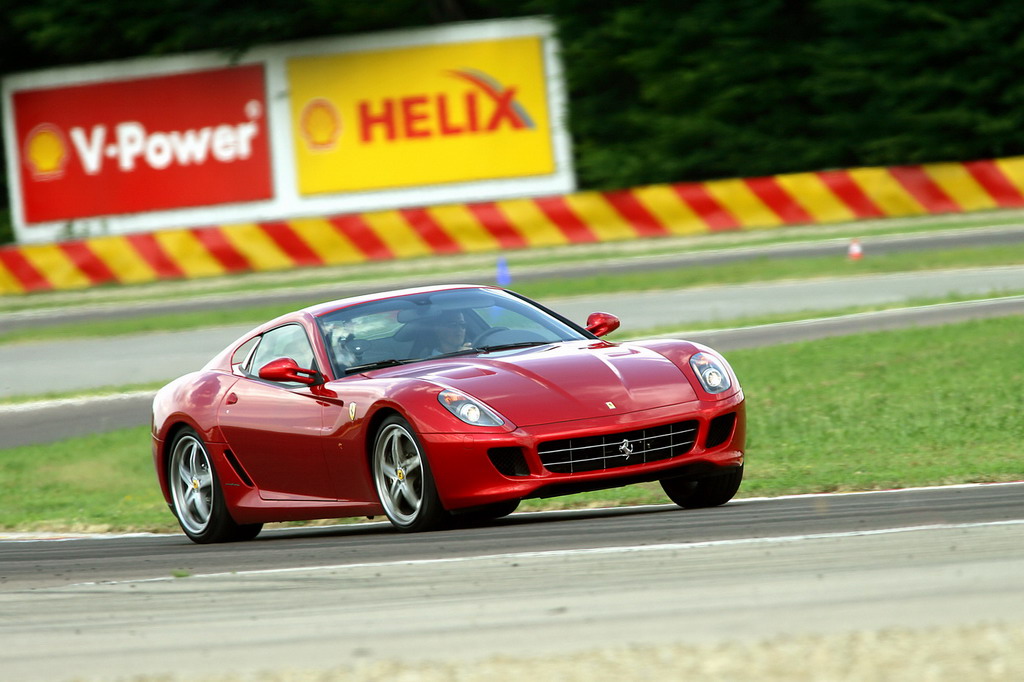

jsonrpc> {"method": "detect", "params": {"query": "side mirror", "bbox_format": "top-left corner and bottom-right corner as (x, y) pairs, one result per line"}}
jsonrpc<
(258, 357), (322, 386)
(585, 312), (621, 337)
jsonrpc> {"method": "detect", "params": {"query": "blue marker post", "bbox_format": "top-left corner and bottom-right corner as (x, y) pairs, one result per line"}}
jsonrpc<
(496, 256), (512, 286)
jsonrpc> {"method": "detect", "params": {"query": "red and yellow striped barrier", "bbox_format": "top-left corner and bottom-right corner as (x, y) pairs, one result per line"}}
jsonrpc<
(3, 156), (1024, 295)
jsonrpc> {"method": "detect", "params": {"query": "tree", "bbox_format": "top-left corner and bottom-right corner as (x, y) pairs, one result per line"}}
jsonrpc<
(4, 0), (1024, 245)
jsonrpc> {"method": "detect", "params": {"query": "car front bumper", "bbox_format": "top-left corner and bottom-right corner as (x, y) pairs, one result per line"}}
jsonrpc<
(423, 393), (746, 510)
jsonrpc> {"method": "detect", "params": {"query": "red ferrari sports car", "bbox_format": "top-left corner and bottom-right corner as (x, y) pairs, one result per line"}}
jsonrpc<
(152, 284), (745, 543)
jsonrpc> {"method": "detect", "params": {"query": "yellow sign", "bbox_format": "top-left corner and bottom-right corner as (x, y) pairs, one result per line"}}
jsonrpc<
(287, 36), (555, 195)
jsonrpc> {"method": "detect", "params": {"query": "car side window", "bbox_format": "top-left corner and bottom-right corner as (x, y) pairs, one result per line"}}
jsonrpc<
(248, 325), (317, 378)
(231, 337), (259, 372)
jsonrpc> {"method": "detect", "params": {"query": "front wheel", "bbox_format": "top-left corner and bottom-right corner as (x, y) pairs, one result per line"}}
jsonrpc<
(168, 428), (263, 544)
(372, 416), (447, 532)
(450, 499), (520, 525)
(661, 465), (743, 509)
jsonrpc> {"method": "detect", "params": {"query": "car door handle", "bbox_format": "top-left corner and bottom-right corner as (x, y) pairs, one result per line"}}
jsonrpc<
(226, 393), (238, 405)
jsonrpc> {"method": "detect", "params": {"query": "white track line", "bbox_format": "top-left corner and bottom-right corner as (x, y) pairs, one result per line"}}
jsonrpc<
(0, 390), (156, 413)
(71, 518), (1024, 587)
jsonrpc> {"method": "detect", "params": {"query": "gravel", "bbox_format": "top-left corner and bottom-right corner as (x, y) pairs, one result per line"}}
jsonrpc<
(124, 622), (1023, 682)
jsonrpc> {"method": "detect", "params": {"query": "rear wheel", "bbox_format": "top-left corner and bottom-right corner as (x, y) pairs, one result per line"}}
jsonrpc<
(661, 465), (743, 509)
(168, 428), (263, 543)
(372, 416), (447, 532)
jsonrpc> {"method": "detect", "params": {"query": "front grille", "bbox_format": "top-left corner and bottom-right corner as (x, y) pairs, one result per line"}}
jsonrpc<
(538, 420), (698, 474)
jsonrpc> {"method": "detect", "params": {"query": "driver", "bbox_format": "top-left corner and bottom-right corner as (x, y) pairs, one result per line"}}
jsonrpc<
(328, 322), (358, 368)
(431, 310), (470, 354)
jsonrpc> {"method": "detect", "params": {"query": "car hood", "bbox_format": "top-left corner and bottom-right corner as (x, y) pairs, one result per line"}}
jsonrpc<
(389, 341), (698, 427)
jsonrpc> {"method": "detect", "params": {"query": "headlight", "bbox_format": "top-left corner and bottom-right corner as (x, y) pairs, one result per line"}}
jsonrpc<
(438, 389), (505, 426)
(689, 352), (732, 394)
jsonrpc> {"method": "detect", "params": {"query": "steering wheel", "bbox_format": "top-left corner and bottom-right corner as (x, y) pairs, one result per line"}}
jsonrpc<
(336, 333), (364, 363)
(471, 327), (509, 347)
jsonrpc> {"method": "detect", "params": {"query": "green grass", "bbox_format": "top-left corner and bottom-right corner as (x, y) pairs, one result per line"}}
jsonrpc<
(2, 241), (1022, 346)
(2, 315), (1020, 533)
(734, 315), (1023, 494)
(0, 426), (170, 532)
(604, 290), (1024, 341)
(511, 242), (1024, 303)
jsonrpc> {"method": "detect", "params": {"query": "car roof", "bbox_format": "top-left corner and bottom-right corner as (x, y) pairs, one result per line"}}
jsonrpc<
(302, 283), (492, 318)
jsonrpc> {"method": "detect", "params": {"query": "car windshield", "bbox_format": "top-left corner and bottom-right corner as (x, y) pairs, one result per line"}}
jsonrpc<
(315, 288), (589, 377)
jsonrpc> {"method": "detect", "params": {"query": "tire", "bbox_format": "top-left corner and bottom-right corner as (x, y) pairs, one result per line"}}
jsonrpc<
(661, 465), (744, 509)
(372, 415), (447, 532)
(168, 428), (263, 544)
(450, 499), (520, 525)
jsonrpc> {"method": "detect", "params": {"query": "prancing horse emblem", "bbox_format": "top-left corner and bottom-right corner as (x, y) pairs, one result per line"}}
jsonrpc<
(618, 439), (634, 457)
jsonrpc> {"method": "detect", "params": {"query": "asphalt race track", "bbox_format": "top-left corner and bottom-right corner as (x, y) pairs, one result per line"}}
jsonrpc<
(1, 483), (1022, 681)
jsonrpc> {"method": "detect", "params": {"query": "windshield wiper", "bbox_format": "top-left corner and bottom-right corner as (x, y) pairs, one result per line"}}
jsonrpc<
(430, 348), (481, 359)
(343, 358), (413, 375)
(475, 341), (553, 353)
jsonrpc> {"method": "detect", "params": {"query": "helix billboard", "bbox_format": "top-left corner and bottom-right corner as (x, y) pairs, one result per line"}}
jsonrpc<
(289, 35), (557, 195)
(1, 18), (572, 244)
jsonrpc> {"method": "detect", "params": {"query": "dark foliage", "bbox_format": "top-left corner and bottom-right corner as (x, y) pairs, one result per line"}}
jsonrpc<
(2, 0), (1023, 244)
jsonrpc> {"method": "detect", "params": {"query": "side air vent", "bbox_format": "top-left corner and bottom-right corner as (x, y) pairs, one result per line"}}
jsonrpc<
(223, 449), (255, 487)
(488, 447), (530, 477)
(704, 412), (737, 450)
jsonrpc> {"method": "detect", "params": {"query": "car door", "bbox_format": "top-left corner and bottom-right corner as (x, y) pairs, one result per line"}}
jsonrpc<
(218, 323), (336, 501)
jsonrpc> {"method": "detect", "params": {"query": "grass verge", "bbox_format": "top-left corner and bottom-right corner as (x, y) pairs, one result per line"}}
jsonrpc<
(2, 315), (1020, 533)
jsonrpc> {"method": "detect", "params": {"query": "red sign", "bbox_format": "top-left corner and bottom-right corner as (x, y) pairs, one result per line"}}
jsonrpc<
(13, 65), (272, 224)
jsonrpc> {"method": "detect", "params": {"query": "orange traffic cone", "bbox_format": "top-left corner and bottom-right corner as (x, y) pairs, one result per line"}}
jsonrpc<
(848, 238), (863, 261)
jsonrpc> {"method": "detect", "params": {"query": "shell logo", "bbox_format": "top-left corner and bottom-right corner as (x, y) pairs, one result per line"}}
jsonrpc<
(300, 98), (341, 151)
(24, 123), (69, 181)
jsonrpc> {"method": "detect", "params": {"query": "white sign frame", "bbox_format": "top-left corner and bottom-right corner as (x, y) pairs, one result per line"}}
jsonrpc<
(1, 17), (574, 244)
